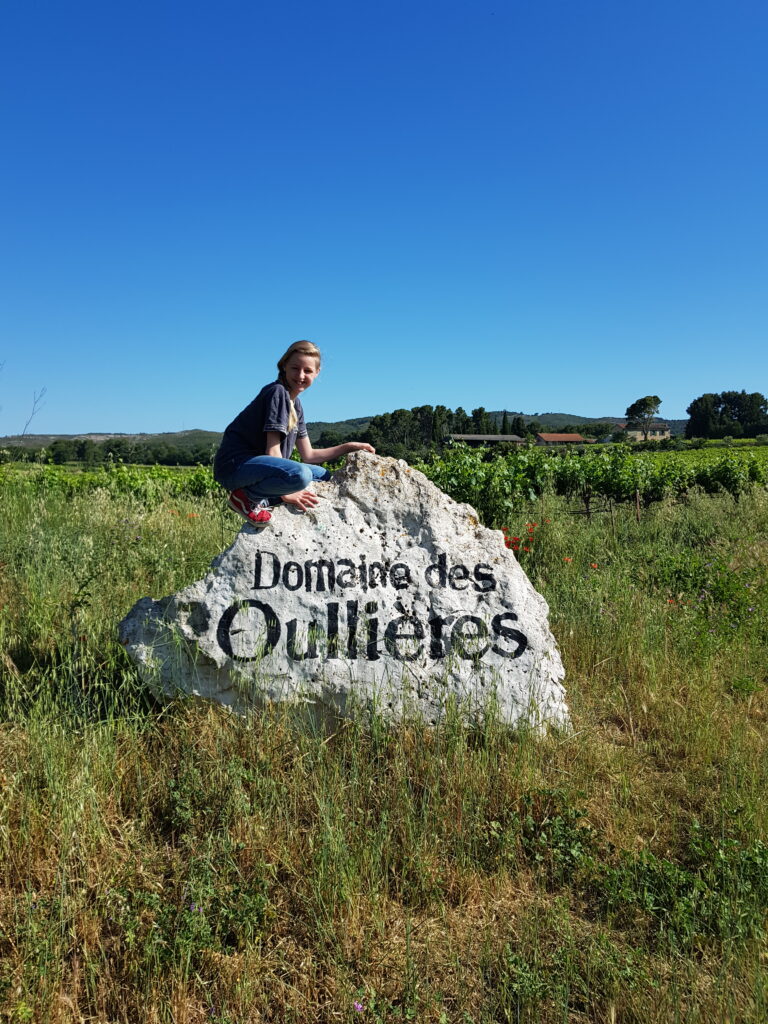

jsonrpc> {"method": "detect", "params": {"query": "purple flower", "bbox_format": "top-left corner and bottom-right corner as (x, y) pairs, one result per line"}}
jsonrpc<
(353, 1001), (364, 1013)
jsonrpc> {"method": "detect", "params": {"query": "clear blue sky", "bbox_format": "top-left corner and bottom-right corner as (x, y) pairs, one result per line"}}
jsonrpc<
(2, 0), (766, 434)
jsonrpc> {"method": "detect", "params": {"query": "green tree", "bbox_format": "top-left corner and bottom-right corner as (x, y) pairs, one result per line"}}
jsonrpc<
(432, 405), (450, 444)
(685, 394), (720, 439)
(76, 439), (103, 465)
(103, 438), (136, 462)
(49, 439), (76, 464)
(317, 429), (344, 449)
(586, 422), (614, 439)
(414, 405), (434, 445)
(686, 391), (768, 439)
(625, 395), (662, 441)
(471, 407), (493, 433)
(452, 407), (471, 433)
(720, 390), (768, 436)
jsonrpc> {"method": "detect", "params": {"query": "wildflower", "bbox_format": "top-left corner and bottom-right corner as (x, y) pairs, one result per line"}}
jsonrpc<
(668, 599), (675, 604)
(590, 563), (598, 569)
(353, 1001), (365, 1012)
(511, 536), (520, 543)
(563, 557), (572, 562)
(523, 546), (530, 552)
(187, 513), (199, 518)
(545, 518), (551, 523)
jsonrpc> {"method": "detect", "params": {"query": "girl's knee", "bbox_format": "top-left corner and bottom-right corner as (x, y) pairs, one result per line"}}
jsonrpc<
(292, 463), (315, 489)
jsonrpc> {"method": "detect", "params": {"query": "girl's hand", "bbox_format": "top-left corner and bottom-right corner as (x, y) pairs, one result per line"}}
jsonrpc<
(282, 489), (320, 511)
(346, 442), (376, 454)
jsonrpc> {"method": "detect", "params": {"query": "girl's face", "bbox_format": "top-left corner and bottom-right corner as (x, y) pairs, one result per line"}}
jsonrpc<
(283, 354), (320, 397)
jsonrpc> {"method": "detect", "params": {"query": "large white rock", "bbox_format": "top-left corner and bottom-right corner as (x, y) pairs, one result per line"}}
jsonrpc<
(119, 453), (568, 730)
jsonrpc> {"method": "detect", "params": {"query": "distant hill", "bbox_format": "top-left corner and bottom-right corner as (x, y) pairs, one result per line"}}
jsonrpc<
(0, 429), (223, 451)
(0, 423), (365, 449)
(0, 413), (687, 449)
(304, 416), (371, 442)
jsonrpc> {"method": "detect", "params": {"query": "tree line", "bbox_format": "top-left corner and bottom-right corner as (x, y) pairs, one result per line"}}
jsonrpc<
(1, 437), (218, 466)
(623, 392), (768, 443)
(4, 391), (765, 467)
(315, 407), (613, 462)
(685, 391), (768, 440)
(3, 411), (610, 467)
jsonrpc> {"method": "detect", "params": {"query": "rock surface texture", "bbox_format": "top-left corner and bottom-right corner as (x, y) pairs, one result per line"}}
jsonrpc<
(119, 454), (569, 730)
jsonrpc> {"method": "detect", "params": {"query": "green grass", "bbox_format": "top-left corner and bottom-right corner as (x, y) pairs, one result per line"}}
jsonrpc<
(1, 467), (767, 1022)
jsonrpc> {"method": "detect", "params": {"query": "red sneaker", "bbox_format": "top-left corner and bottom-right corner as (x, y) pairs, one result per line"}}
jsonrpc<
(227, 489), (272, 528)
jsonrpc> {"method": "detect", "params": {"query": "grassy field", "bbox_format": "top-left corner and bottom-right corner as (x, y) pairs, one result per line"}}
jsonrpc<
(1, 463), (767, 1022)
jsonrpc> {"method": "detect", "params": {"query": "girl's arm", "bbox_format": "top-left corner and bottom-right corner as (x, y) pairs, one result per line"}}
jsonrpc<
(264, 431), (284, 458)
(295, 436), (375, 465)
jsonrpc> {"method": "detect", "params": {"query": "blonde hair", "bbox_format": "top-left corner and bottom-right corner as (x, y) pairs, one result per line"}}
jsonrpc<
(277, 341), (322, 432)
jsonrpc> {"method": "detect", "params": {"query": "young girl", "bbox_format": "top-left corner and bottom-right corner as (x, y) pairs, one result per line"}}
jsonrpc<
(213, 340), (375, 526)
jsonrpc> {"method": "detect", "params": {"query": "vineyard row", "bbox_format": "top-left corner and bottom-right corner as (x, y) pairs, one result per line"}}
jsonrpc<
(3, 446), (767, 526)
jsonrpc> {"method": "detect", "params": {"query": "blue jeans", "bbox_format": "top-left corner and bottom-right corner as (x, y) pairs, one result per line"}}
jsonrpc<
(216, 455), (330, 504)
